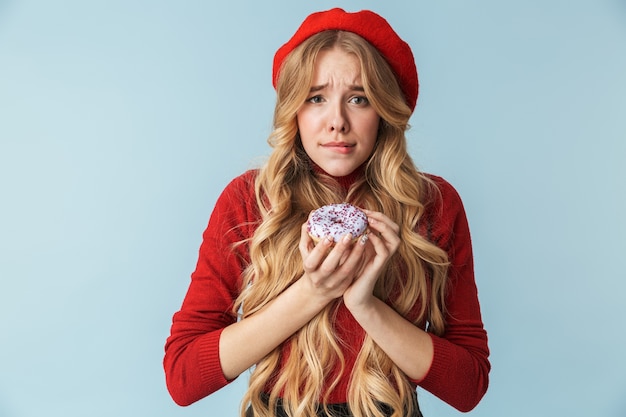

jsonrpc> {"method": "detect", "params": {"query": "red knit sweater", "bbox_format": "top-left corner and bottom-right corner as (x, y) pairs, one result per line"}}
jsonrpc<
(164, 169), (490, 412)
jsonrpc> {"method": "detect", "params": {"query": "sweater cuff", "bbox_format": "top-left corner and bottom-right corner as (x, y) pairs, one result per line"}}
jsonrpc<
(415, 333), (452, 388)
(197, 328), (233, 393)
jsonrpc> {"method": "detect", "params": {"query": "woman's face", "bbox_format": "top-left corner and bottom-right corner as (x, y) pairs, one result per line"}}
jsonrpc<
(296, 47), (380, 177)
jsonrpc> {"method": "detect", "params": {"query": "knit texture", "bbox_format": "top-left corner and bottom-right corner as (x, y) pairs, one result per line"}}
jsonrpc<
(163, 170), (490, 411)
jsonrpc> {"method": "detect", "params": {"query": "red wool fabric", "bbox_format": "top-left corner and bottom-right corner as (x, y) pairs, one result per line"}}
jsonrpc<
(272, 8), (419, 111)
(163, 170), (490, 412)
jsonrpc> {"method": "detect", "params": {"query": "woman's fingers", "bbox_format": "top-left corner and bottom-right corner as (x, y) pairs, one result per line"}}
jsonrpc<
(298, 222), (314, 256)
(334, 234), (368, 272)
(364, 210), (399, 233)
(299, 223), (333, 268)
(363, 210), (400, 252)
(299, 221), (369, 296)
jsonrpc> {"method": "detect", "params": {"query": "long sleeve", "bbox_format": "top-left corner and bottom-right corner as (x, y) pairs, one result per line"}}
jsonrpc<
(416, 175), (490, 412)
(163, 171), (259, 406)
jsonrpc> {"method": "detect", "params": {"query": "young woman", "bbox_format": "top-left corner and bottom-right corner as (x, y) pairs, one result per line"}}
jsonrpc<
(164, 8), (490, 417)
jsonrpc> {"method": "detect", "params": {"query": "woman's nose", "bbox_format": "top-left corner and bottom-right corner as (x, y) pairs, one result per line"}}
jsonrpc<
(328, 103), (349, 133)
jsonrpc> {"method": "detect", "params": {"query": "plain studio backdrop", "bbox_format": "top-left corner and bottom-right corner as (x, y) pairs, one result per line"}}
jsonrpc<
(1, 1), (625, 416)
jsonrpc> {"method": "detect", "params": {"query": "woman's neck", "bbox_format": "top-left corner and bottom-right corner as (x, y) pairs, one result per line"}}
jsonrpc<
(309, 161), (366, 193)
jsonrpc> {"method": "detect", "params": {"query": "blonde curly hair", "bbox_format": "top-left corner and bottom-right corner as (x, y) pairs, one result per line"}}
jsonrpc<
(235, 31), (449, 417)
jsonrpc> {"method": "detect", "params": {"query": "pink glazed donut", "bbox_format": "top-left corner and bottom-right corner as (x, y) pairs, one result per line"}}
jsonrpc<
(307, 203), (369, 244)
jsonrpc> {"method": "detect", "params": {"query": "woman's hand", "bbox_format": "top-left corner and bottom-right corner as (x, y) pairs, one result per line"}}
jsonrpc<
(298, 221), (368, 303)
(342, 210), (401, 311)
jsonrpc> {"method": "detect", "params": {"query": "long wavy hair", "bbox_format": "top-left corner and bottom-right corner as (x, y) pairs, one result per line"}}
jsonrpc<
(234, 31), (450, 417)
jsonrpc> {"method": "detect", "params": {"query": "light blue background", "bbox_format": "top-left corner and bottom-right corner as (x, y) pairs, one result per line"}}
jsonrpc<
(1, 1), (625, 416)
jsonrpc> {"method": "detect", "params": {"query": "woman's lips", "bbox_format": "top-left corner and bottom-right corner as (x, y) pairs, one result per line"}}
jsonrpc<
(322, 142), (355, 154)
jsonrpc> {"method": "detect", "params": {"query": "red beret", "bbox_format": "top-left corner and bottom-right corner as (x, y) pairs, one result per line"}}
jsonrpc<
(272, 8), (419, 111)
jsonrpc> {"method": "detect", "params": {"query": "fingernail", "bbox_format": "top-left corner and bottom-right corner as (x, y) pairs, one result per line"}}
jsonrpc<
(342, 234), (353, 244)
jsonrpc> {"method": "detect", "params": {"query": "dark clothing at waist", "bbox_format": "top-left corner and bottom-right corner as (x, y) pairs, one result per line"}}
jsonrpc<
(245, 392), (423, 417)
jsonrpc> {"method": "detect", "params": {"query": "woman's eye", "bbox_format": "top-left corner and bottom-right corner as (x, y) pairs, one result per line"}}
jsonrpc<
(350, 96), (369, 105)
(306, 95), (324, 104)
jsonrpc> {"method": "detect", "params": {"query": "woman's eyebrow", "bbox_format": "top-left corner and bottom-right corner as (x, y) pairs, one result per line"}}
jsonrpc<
(309, 84), (327, 93)
(308, 84), (365, 92)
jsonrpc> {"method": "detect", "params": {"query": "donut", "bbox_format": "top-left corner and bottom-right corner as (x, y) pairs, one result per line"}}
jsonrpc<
(307, 203), (368, 244)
